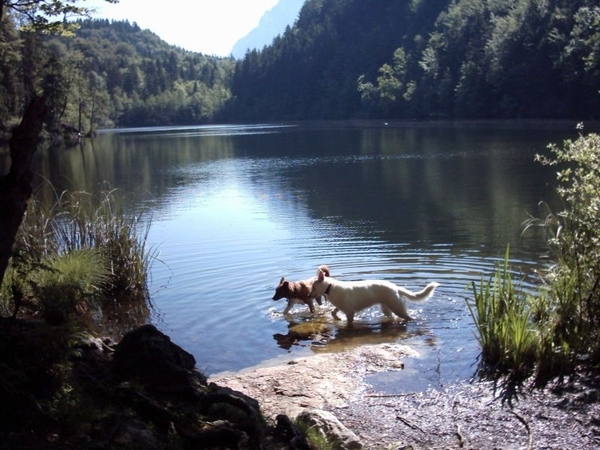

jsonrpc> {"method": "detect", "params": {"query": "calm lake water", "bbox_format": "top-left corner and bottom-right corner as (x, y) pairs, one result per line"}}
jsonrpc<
(1, 121), (586, 390)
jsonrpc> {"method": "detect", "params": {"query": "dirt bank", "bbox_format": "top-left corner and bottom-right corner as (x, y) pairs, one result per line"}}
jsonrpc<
(211, 343), (600, 449)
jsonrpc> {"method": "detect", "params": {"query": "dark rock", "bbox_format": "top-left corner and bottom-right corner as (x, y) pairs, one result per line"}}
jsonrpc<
(176, 423), (248, 449)
(112, 324), (206, 389)
(110, 417), (158, 450)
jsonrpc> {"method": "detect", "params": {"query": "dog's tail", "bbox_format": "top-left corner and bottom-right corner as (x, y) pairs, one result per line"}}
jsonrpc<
(398, 282), (439, 302)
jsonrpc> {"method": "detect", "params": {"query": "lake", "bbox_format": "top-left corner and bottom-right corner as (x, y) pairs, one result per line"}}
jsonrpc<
(1, 121), (584, 390)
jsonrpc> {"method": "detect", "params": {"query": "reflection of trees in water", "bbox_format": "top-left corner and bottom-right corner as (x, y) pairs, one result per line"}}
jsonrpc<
(304, 126), (559, 256)
(30, 131), (237, 214)
(30, 125), (564, 260)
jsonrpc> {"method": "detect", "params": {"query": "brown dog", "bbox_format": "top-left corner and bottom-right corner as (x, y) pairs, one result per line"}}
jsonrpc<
(272, 265), (331, 314)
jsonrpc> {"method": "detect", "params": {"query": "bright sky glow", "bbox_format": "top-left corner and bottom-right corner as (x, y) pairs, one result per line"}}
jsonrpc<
(86, 0), (279, 56)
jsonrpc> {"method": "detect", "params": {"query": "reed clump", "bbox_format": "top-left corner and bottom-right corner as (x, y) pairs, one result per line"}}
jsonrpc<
(468, 248), (540, 380)
(0, 189), (155, 325)
(468, 129), (600, 383)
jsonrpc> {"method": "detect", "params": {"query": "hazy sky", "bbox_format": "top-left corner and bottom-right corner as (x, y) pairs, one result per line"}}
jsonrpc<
(87, 0), (279, 56)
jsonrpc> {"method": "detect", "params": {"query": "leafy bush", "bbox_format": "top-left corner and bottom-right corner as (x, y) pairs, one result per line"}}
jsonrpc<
(32, 249), (110, 325)
(532, 129), (600, 369)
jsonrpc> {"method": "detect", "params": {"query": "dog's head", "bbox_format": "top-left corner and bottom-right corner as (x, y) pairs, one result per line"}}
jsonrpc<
(273, 276), (313, 301)
(272, 277), (291, 300)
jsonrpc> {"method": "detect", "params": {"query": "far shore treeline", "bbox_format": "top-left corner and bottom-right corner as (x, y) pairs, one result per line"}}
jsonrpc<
(0, 0), (599, 135)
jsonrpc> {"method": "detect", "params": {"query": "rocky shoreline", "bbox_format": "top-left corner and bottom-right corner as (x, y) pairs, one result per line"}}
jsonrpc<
(213, 342), (600, 449)
(1, 320), (599, 449)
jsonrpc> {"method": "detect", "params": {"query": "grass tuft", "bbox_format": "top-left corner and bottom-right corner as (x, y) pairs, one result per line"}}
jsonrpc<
(1, 188), (156, 325)
(467, 247), (539, 379)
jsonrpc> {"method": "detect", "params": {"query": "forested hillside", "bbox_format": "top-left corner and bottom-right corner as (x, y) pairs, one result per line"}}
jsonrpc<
(0, 19), (234, 133)
(226, 0), (600, 121)
(1, 0), (599, 132)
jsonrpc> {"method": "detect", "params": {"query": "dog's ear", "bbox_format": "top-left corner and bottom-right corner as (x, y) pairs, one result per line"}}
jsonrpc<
(318, 265), (331, 277)
(279, 276), (285, 284)
(317, 269), (325, 281)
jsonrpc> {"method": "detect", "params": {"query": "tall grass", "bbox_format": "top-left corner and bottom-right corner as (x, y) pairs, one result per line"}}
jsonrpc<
(467, 248), (539, 379)
(1, 188), (155, 324)
(33, 249), (110, 325)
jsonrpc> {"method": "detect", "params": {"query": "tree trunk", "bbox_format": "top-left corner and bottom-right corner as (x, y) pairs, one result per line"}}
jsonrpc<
(0, 96), (47, 288)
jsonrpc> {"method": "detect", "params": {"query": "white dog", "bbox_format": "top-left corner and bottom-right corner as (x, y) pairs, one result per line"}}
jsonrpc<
(309, 267), (439, 324)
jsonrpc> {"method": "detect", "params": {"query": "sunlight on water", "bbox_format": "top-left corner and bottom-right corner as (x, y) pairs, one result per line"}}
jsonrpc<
(138, 126), (555, 382)
(30, 122), (575, 387)
(102, 123), (295, 137)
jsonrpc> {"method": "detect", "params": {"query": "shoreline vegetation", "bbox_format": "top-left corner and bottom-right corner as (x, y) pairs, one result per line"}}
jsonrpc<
(1, 188), (154, 325)
(0, 130), (599, 447)
(468, 130), (600, 385)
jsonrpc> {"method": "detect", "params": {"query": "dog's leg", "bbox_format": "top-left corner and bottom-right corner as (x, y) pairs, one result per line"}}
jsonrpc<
(387, 297), (412, 321)
(380, 304), (393, 317)
(346, 311), (355, 325)
(306, 299), (315, 314)
(331, 308), (341, 320)
(283, 301), (293, 315)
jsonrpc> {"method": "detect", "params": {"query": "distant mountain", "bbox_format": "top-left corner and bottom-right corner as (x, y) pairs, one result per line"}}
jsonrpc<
(230, 0), (304, 59)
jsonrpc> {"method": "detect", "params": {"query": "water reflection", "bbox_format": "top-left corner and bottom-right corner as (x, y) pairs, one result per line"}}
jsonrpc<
(272, 308), (434, 361)
(20, 122), (565, 261)
(5, 122), (583, 379)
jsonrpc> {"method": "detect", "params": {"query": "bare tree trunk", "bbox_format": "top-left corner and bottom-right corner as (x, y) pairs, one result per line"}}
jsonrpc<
(0, 96), (47, 288)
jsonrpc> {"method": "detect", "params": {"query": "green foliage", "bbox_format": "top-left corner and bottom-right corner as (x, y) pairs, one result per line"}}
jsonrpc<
(4, 0), (598, 126)
(358, 47), (411, 116)
(471, 130), (600, 382)
(2, 0), (118, 36)
(0, 17), (234, 130)
(1, 188), (155, 324)
(294, 417), (335, 450)
(532, 130), (600, 363)
(467, 248), (539, 379)
(32, 249), (110, 325)
(227, 0), (448, 121)
(229, 0), (600, 121)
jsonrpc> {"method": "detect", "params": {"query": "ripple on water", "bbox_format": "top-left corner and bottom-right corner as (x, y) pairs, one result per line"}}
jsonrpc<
(141, 136), (548, 377)
(149, 225), (540, 379)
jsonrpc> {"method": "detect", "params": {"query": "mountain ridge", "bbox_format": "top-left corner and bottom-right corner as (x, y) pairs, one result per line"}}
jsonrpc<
(231, 0), (304, 59)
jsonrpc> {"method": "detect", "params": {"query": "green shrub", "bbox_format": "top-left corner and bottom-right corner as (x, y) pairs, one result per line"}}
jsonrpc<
(294, 417), (335, 450)
(532, 130), (600, 368)
(2, 188), (155, 324)
(31, 249), (110, 325)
